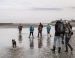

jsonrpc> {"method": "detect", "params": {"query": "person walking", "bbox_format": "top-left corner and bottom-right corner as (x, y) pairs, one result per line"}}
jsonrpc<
(29, 25), (34, 38)
(38, 23), (43, 38)
(64, 22), (73, 52)
(47, 24), (51, 37)
(60, 19), (65, 44)
(51, 20), (63, 53)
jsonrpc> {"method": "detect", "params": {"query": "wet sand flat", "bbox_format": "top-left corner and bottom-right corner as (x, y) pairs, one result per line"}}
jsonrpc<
(0, 26), (74, 58)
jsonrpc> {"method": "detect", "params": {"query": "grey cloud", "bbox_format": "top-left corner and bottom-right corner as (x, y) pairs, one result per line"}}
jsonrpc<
(0, 0), (31, 6)
(0, 0), (32, 9)
(67, 6), (75, 9)
(71, 7), (75, 9)
(31, 8), (63, 11)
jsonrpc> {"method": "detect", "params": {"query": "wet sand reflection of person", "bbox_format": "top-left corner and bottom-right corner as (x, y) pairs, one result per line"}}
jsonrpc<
(29, 37), (34, 49)
(47, 37), (50, 47)
(38, 37), (43, 48)
(18, 34), (22, 43)
(8, 48), (22, 58)
(51, 50), (73, 58)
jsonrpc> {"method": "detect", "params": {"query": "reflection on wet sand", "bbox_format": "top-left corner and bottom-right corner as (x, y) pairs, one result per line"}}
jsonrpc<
(0, 27), (74, 58)
(18, 34), (22, 43)
(47, 37), (50, 47)
(8, 48), (23, 58)
(38, 37), (43, 48)
(29, 37), (34, 49)
(0, 47), (23, 58)
(50, 49), (73, 58)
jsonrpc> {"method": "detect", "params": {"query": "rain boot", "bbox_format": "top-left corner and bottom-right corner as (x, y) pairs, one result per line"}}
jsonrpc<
(58, 47), (61, 53)
(51, 46), (56, 53)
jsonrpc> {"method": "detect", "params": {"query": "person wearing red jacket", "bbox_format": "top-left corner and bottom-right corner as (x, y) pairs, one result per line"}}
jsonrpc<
(38, 23), (43, 38)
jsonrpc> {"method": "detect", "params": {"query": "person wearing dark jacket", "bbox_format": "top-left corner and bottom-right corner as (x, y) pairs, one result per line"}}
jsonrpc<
(18, 24), (23, 34)
(60, 20), (65, 44)
(51, 20), (62, 53)
(64, 22), (73, 52)
(38, 23), (43, 38)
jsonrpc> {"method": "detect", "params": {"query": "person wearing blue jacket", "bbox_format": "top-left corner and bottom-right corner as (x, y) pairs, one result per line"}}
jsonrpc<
(47, 24), (51, 36)
(29, 25), (34, 38)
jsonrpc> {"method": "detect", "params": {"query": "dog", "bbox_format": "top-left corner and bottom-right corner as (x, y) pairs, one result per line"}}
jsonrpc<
(12, 39), (16, 48)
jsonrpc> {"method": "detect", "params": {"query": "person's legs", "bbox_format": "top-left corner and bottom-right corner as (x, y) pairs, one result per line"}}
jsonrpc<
(58, 36), (62, 53)
(65, 38), (69, 52)
(67, 38), (73, 51)
(48, 31), (51, 37)
(52, 36), (57, 52)
(32, 32), (34, 38)
(39, 31), (42, 38)
(62, 34), (64, 44)
(68, 43), (73, 51)
(47, 32), (49, 34)
(20, 30), (22, 34)
(40, 31), (42, 37)
(38, 32), (39, 37)
(31, 32), (32, 36)
(32, 32), (33, 36)
(29, 32), (31, 38)
(54, 36), (58, 47)
(47, 32), (50, 37)
(19, 29), (20, 33)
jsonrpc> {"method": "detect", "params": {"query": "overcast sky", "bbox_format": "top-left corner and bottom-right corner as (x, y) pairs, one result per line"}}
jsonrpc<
(0, 0), (75, 23)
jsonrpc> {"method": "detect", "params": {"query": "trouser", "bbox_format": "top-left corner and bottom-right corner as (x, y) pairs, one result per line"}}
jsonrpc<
(53, 36), (62, 47)
(12, 42), (16, 48)
(61, 34), (65, 44)
(19, 29), (22, 34)
(47, 31), (50, 34)
(47, 31), (51, 37)
(65, 37), (73, 51)
(52, 36), (62, 53)
(29, 32), (33, 37)
(38, 31), (42, 37)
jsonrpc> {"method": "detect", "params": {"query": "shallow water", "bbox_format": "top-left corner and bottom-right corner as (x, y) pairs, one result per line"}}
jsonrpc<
(0, 26), (74, 58)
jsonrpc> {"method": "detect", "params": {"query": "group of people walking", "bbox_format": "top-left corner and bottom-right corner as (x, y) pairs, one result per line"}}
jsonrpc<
(18, 23), (51, 38)
(12, 23), (51, 48)
(52, 20), (73, 53)
(15, 20), (73, 53)
(29, 23), (51, 38)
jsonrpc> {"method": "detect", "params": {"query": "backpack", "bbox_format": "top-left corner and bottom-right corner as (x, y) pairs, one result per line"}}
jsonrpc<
(56, 21), (65, 33)
(68, 25), (73, 36)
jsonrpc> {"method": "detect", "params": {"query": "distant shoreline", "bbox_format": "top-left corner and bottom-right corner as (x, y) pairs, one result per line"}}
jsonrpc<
(50, 20), (75, 27)
(0, 21), (75, 28)
(0, 23), (47, 28)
